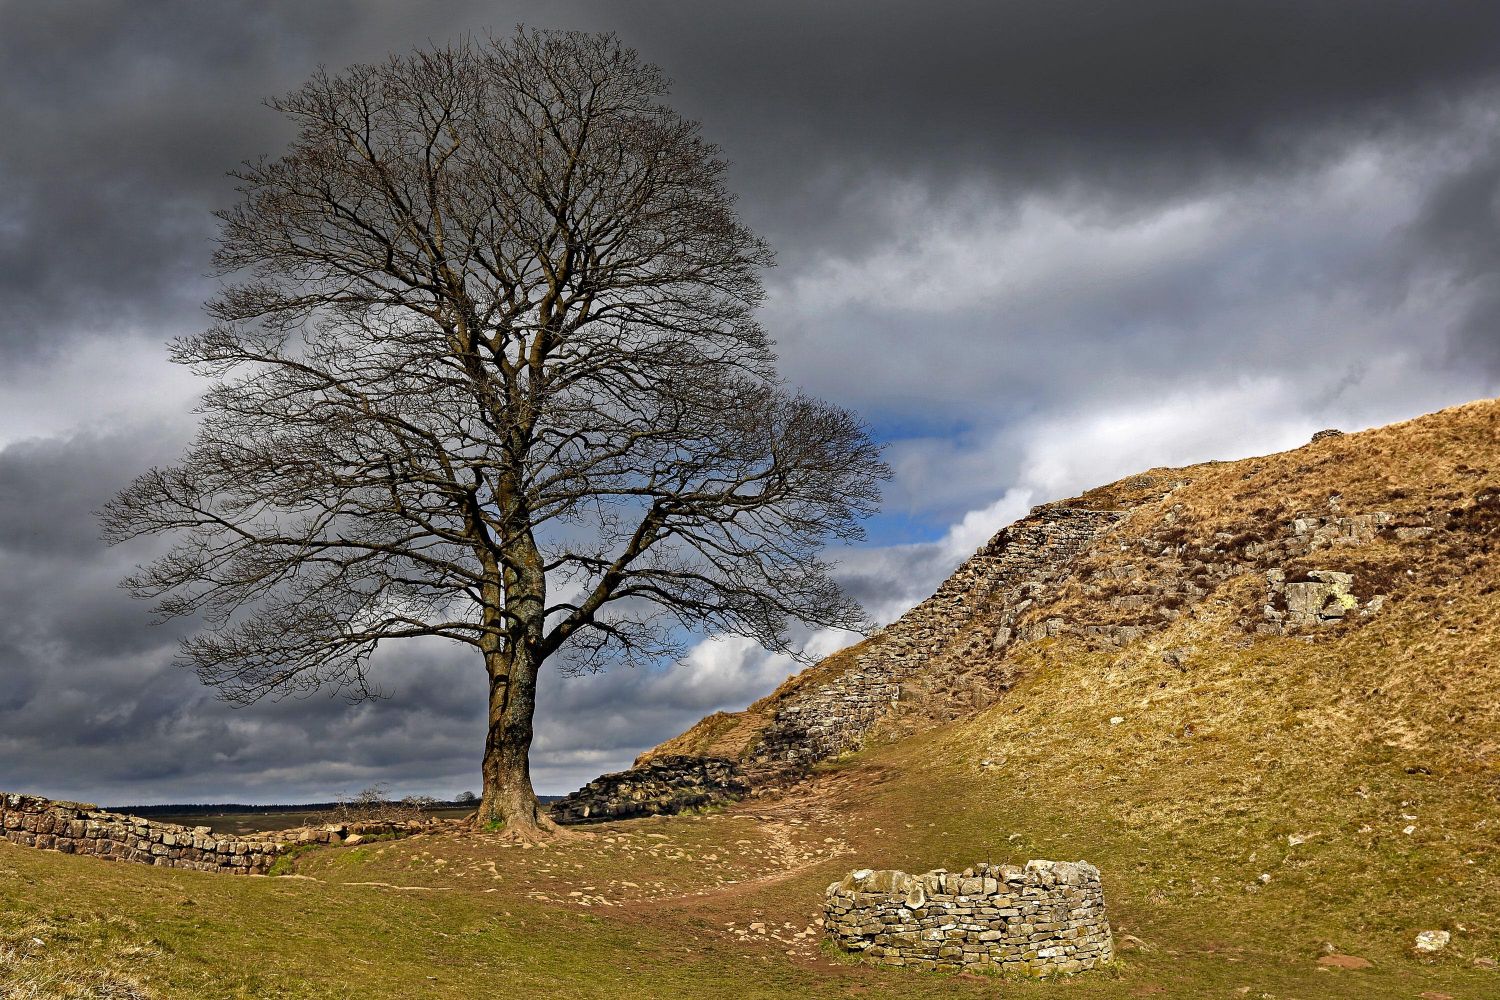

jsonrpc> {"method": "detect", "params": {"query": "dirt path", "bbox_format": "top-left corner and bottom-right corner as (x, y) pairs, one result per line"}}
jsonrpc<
(588, 776), (866, 964)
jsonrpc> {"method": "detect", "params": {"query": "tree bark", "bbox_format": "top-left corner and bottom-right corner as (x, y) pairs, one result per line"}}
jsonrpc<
(476, 518), (561, 838)
(100, 33), (887, 847)
(477, 645), (559, 838)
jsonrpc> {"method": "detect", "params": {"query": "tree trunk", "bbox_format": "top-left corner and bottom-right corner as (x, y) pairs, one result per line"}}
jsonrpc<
(477, 644), (560, 838)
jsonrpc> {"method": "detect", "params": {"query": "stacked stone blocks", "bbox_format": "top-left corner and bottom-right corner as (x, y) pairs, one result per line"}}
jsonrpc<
(554, 505), (1135, 818)
(753, 506), (1128, 764)
(1, 792), (282, 874)
(550, 755), (749, 824)
(824, 859), (1113, 976)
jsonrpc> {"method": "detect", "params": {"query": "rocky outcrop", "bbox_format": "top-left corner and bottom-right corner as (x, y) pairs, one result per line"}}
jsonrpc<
(750, 505), (1129, 764)
(558, 462), (1477, 821)
(550, 755), (748, 824)
(1281, 511), (1393, 551)
(1048, 507), (1419, 644)
(1, 792), (284, 874)
(1270, 569), (1360, 627)
(824, 859), (1113, 976)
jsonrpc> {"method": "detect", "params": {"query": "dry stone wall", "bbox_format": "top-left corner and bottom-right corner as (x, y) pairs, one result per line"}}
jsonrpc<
(551, 755), (748, 824)
(240, 818), (439, 847)
(550, 504), (1135, 817)
(557, 486), (1476, 822)
(0, 792), (442, 871)
(751, 505), (1128, 764)
(825, 859), (1113, 975)
(1, 792), (283, 874)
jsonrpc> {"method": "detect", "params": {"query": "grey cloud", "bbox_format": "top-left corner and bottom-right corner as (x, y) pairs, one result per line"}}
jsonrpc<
(1407, 150), (1500, 373)
(5, 3), (1500, 804)
(8, 1), (1500, 359)
(0, 0), (491, 361)
(0, 433), (168, 557)
(600, 1), (1500, 260)
(0, 428), (473, 801)
(767, 140), (1470, 431)
(0, 428), (817, 801)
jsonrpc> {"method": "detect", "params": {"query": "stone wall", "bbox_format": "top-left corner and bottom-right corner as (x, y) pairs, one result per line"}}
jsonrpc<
(550, 755), (748, 824)
(549, 503), (1136, 818)
(751, 505), (1128, 764)
(1, 792), (283, 874)
(556, 497), (1447, 817)
(240, 817), (440, 847)
(824, 859), (1113, 976)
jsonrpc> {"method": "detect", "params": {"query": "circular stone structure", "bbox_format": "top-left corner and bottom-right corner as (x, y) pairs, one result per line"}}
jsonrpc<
(823, 859), (1113, 976)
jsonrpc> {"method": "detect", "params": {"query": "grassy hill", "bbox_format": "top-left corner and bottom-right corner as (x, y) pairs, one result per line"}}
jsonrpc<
(4, 398), (1499, 998)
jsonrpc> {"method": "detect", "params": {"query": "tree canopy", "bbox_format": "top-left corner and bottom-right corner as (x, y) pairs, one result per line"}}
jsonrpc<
(102, 29), (887, 835)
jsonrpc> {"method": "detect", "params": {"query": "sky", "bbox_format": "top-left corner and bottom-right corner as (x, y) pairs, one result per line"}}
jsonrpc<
(3, 1), (1500, 804)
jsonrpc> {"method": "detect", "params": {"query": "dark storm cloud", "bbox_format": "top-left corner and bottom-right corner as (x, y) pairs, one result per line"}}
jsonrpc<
(7, 1), (1500, 357)
(609, 1), (1500, 253)
(0, 433), (174, 557)
(6, 2), (1500, 802)
(0, 427), (785, 800)
(0, 0), (519, 360)
(0, 4), (292, 359)
(1407, 149), (1500, 373)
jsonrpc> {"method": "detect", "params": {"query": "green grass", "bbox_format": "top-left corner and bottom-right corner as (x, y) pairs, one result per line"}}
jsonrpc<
(7, 400), (1500, 997)
(4, 704), (1494, 1000)
(5, 701), (1493, 998)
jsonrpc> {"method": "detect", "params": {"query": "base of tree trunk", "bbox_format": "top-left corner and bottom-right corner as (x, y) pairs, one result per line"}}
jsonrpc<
(494, 811), (575, 843)
(475, 789), (583, 842)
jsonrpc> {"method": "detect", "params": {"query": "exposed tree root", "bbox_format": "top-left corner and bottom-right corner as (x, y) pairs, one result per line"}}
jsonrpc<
(492, 814), (593, 844)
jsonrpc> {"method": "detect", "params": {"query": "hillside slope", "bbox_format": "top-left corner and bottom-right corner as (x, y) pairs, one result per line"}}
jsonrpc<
(5, 397), (1499, 999)
(549, 396), (1500, 988)
(556, 398), (1500, 823)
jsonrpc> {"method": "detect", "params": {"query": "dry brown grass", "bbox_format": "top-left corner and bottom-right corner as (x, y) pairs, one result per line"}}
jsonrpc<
(636, 710), (767, 763)
(642, 395), (1500, 771)
(1090, 396), (1500, 547)
(0, 914), (161, 999)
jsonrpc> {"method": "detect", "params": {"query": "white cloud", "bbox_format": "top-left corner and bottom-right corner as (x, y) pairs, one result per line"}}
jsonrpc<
(764, 133), (1497, 429)
(777, 181), (1226, 317)
(0, 332), (199, 448)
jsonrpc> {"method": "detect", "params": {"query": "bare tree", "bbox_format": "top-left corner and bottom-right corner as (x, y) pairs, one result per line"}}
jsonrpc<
(101, 29), (887, 838)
